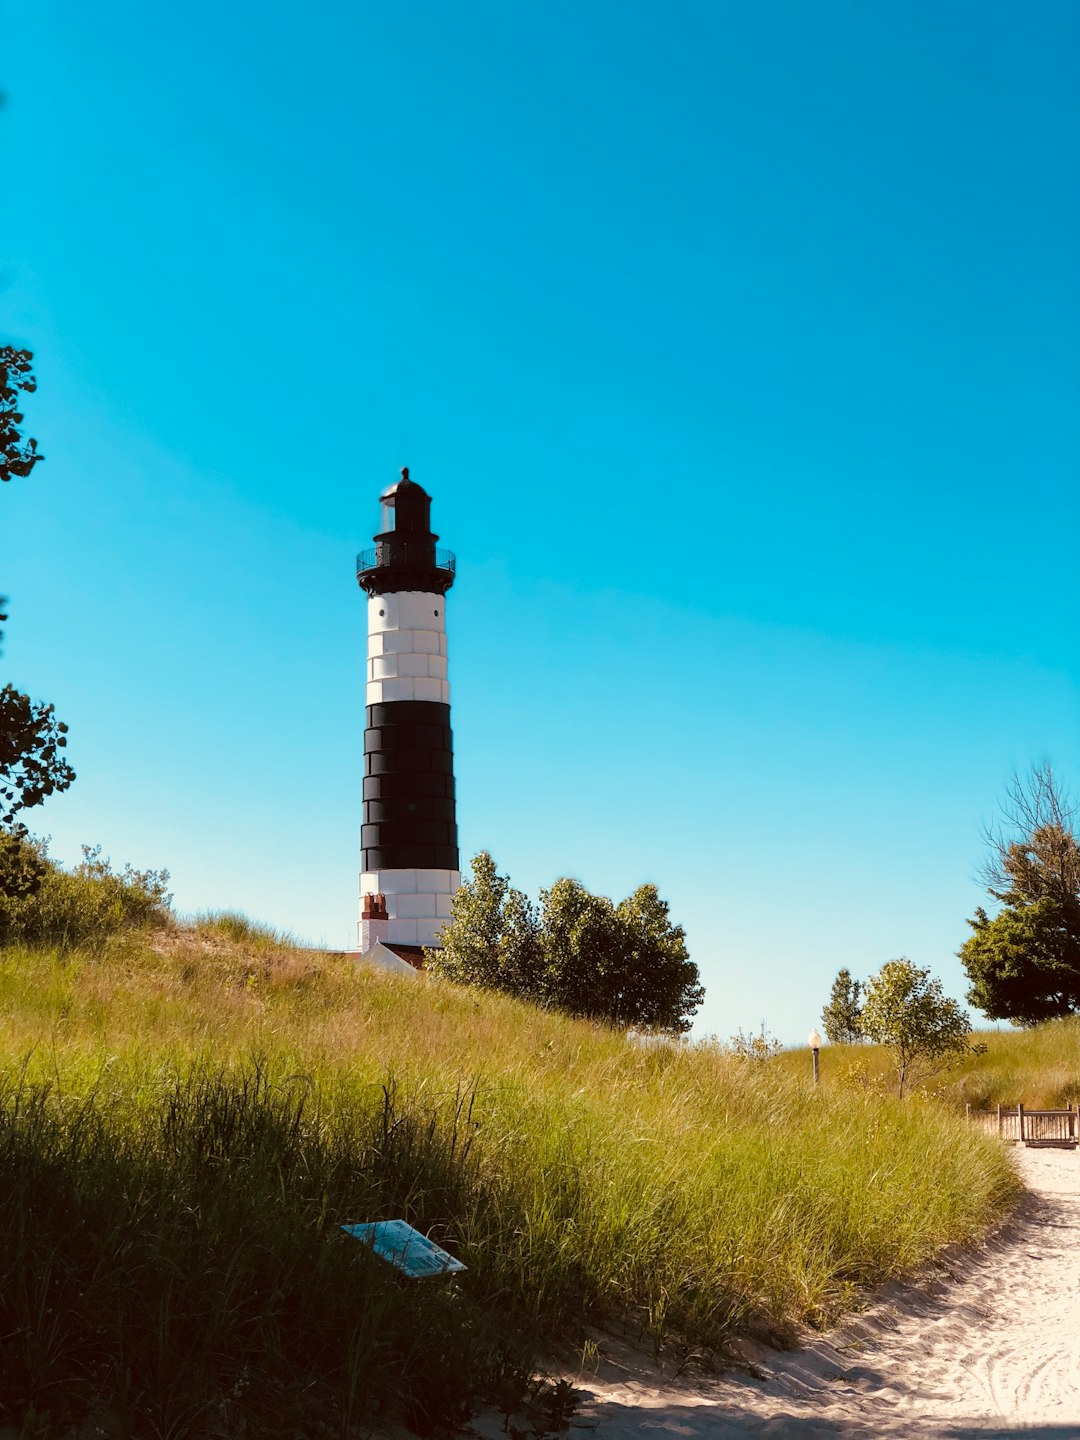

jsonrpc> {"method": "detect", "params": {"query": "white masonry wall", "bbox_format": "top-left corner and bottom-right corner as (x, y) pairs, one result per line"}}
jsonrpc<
(361, 589), (459, 949)
(366, 590), (449, 706)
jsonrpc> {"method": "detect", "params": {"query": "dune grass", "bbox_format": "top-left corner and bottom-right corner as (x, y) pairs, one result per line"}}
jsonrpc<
(191, 908), (298, 950)
(0, 929), (1019, 1435)
(938, 1016), (1080, 1109)
(775, 1016), (1080, 1109)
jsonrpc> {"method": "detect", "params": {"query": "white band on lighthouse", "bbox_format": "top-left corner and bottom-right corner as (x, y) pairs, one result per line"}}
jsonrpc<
(366, 592), (450, 707)
(359, 868), (460, 946)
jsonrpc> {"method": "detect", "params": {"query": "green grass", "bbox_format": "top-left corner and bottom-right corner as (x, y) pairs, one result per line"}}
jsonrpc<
(192, 908), (297, 950)
(952, 1017), (1080, 1108)
(0, 930), (1019, 1437)
(776, 1017), (1080, 1109)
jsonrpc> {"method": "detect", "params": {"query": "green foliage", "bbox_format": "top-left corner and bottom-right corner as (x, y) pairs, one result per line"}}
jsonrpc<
(961, 897), (1080, 1025)
(960, 768), (1080, 1024)
(428, 852), (704, 1033)
(0, 347), (44, 484)
(538, 874), (703, 1033)
(1, 358), (70, 833)
(0, 685), (75, 834)
(0, 830), (48, 902)
(768, 1012), (1080, 1109)
(0, 834), (172, 947)
(861, 959), (975, 1098)
(426, 851), (543, 998)
(821, 967), (864, 1044)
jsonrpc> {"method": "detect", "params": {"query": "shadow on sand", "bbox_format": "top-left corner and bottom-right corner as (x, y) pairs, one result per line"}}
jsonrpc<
(569, 1399), (1080, 1438)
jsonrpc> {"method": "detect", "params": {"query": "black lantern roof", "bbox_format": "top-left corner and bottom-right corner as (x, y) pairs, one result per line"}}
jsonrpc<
(356, 468), (456, 597)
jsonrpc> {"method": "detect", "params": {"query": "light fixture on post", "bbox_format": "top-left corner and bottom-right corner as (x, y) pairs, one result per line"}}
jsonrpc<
(808, 1028), (823, 1087)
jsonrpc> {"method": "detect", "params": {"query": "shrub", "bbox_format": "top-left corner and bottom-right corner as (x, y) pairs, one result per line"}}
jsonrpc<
(0, 833), (171, 948)
(428, 851), (704, 1034)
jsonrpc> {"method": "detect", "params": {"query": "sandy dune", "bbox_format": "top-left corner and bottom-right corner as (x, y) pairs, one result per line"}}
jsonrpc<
(508, 1147), (1080, 1439)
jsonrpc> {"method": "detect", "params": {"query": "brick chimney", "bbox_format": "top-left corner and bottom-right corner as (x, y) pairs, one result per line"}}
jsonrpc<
(359, 891), (389, 952)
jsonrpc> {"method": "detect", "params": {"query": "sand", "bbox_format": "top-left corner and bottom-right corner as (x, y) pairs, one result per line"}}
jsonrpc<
(477, 1146), (1080, 1440)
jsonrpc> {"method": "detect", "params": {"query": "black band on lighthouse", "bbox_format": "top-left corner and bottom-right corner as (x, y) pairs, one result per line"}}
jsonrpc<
(362, 700), (459, 872)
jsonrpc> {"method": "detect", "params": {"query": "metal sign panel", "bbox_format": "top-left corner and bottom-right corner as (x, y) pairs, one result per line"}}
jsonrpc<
(341, 1219), (467, 1279)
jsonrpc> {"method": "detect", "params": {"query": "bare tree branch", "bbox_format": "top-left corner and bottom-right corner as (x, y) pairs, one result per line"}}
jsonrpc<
(979, 764), (1080, 904)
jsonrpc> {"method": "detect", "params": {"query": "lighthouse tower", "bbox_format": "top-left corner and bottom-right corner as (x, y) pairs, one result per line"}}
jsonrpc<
(355, 470), (459, 958)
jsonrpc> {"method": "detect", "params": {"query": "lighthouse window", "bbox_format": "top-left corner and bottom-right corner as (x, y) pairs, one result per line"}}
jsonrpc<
(379, 609), (385, 617)
(433, 609), (439, 617)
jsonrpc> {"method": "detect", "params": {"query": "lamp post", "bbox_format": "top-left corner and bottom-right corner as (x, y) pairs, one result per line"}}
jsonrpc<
(808, 1028), (822, 1087)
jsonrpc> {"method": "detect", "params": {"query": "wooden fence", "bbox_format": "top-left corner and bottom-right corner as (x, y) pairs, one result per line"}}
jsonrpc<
(966, 1103), (1079, 1147)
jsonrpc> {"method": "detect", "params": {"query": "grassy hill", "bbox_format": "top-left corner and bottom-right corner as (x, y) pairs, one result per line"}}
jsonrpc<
(774, 1017), (1080, 1110)
(0, 911), (1019, 1437)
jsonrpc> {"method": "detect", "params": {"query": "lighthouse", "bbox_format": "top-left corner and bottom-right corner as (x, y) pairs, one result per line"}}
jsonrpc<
(355, 469), (459, 962)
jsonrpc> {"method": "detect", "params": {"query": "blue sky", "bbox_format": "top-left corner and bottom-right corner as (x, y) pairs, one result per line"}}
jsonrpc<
(3, 1), (1078, 1042)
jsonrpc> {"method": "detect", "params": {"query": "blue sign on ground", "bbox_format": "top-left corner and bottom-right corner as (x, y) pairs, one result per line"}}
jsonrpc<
(342, 1219), (467, 1279)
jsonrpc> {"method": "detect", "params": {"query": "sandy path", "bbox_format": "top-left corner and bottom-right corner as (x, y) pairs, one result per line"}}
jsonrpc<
(506, 1148), (1080, 1439)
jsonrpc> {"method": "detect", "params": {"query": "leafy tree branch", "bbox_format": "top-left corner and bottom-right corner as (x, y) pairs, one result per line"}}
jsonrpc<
(0, 347), (44, 484)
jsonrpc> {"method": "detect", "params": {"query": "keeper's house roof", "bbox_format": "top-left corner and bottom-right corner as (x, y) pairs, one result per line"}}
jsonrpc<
(361, 941), (425, 975)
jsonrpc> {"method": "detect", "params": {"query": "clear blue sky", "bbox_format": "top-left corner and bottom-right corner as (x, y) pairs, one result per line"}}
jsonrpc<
(3, 1), (1078, 1043)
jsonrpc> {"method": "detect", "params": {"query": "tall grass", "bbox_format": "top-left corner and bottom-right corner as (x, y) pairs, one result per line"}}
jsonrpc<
(0, 934), (1019, 1435)
(192, 909), (297, 950)
(947, 1015), (1080, 1107)
(775, 1017), (1080, 1109)
(0, 1060), (509, 1437)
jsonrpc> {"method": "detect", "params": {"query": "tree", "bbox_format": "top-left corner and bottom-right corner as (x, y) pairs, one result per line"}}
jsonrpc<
(427, 853), (704, 1035)
(979, 764), (1080, 905)
(0, 353), (73, 843)
(0, 352), (37, 651)
(960, 766), (1080, 1024)
(1, 347), (44, 483)
(427, 852), (543, 999)
(961, 898), (1080, 1026)
(0, 683), (75, 838)
(860, 959), (975, 1098)
(539, 876), (704, 1034)
(821, 967), (864, 1044)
